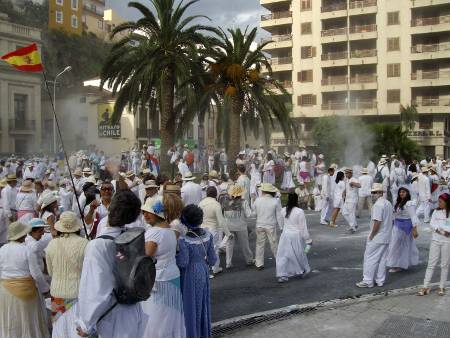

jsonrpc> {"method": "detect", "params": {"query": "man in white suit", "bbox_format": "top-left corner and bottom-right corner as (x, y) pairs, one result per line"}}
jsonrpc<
(416, 167), (432, 223)
(320, 167), (335, 225)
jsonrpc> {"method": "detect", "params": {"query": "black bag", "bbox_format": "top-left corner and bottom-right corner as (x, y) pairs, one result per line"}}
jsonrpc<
(374, 167), (384, 184)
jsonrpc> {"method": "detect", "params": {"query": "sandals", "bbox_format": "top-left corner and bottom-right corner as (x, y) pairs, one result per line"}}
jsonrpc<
(438, 288), (445, 296)
(417, 288), (430, 296)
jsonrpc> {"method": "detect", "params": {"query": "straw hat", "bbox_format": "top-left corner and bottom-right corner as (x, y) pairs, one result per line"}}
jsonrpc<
(429, 166), (437, 174)
(55, 211), (81, 233)
(29, 218), (47, 229)
(85, 176), (97, 185)
(20, 180), (33, 192)
(141, 198), (165, 219)
(41, 193), (57, 209)
(411, 173), (419, 182)
(182, 172), (196, 181)
(8, 222), (31, 241)
(260, 183), (278, 193)
(82, 168), (92, 174)
(284, 152), (290, 158)
(421, 167), (429, 173)
(74, 169), (82, 177)
(6, 174), (17, 182)
(0, 179), (6, 188)
(164, 184), (181, 194)
(144, 180), (158, 189)
(126, 171), (135, 178)
(371, 183), (385, 193)
(209, 170), (219, 179)
(361, 168), (369, 174)
(344, 167), (353, 173)
(228, 185), (246, 198)
(142, 168), (151, 174)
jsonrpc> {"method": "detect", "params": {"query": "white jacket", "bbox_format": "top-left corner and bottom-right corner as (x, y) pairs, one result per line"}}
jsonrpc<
(417, 173), (431, 202)
(181, 181), (203, 206)
(321, 174), (332, 198)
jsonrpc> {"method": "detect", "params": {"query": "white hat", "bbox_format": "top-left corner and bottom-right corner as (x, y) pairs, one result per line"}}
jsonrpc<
(421, 167), (429, 173)
(284, 152), (290, 158)
(85, 176), (97, 184)
(239, 150), (246, 155)
(8, 222), (31, 241)
(41, 193), (57, 209)
(82, 168), (92, 174)
(74, 169), (82, 177)
(361, 168), (369, 174)
(318, 154), (324, 159)
(29, 218), (47, 229)
(54, 211), (81, 233)
(371, 183), (385, 193)
(141, 198), (165, 219)
(182, 172), (196, 181)
(144, 180), (158, 189)
(260, 183), (278, 193)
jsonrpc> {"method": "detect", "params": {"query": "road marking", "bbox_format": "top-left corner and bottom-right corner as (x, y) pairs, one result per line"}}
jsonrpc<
(330, 267), (363, 271)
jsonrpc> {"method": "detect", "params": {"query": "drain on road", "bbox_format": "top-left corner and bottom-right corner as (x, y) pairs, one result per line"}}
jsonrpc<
(372, 315), (450, 338)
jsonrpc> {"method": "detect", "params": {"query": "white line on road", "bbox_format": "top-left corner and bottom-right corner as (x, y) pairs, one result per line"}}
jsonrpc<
(330, 267), (363, 271)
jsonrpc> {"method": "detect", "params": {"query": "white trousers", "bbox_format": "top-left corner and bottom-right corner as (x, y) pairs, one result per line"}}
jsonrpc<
(357, 196), (373, 217)
(423, 240), (450, 288)
(320, 197), (332, 223)
(362, 241), (389, 286)
(209, 228), (223, 272)
(342, 201), (358, 230)
(416, 201), (431, 222)
(255, 227), (278, 268)
(226, 230), (253, 267)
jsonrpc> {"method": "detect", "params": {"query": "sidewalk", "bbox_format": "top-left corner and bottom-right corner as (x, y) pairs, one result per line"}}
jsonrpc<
(215, 284), (450, 338)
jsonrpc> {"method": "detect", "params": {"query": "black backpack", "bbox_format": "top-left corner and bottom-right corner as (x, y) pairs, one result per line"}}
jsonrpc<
(374, 167), (384, 184)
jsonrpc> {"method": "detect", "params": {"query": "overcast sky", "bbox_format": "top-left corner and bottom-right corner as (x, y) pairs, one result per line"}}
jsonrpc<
(106, 0), (269, 38)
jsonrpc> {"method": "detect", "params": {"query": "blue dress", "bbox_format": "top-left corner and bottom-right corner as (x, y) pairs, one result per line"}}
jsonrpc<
(176, 229), (217, 338)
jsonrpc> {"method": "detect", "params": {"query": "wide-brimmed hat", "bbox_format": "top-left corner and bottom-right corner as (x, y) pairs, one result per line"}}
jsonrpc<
(20, 180), (33, 192)
(344, 167), (353, 173)
(6, 174), (17, 182)
(41, 193), (57, 209)
(260, 183), (278, 193)
(144, 180), (158, 189)
(164, 184), (181, 194)
(126, 171), (135, 178)
(85, 176), (97, 185)
(74, 169), (82, 177)
(318, 154), (324, 159)
(429, 166), (437, 173)
(411, 173), (419, 182)
(29, 218), (47, 229)
(361, 168), (369, 174)
(0, 179), (6, 188)
(239, 150), (246, 156)
(55, 211), (81, 233)
(182, 172), (196, 181)
(379, 159), (387, 165)
(228, 185), (246, 197)
(46, 180), (56, 189)
(421, 167), (429, 173)
(82, 168), (92, 174)
(371, 183), (385, 193)
(141, 198), (165, 219)
(209, 170), (219, 179)
(284, 152), (290, 158)
(8, 222), (31, 241)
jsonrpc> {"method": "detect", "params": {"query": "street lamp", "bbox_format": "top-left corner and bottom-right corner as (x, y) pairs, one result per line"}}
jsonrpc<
(53, 66), (72, 153)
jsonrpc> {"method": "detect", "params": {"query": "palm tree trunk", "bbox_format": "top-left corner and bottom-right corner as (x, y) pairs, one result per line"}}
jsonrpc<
(227, 94), (244, 178)
(160, 67), (175, 175)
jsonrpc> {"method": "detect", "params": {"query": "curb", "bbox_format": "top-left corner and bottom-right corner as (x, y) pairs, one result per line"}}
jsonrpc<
(212, 283), (442, 337)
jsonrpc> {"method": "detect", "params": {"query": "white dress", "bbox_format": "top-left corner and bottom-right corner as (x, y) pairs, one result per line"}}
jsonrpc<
(250, 164), (261, 197)
(276, 207), (311, 278)
(333, 181), (345, 208)
(281, 160), (295, 190)
(262, 160), (275, 184)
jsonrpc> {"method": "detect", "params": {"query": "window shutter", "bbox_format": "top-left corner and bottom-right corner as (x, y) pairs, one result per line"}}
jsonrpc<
(312, 95), (317, 105)
(297, 96), (303, 106)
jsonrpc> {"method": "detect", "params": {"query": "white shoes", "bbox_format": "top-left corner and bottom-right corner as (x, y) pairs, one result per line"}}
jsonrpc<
(356, 281), (374, 288)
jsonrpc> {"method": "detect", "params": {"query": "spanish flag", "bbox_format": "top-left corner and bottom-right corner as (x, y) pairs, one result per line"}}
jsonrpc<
(1, 43), (43, 72)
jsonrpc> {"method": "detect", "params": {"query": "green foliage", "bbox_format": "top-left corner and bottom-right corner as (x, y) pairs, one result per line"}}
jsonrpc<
(400, 104), (419, 131)
(0, 0), (48, 28)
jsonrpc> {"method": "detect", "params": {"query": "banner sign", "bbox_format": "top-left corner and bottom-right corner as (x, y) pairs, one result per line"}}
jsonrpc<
(98, 103), (121, 138)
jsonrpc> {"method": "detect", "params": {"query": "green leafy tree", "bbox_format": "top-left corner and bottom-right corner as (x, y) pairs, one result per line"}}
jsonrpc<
(100, 0), (215, 173)
(400, 104), (419, 131)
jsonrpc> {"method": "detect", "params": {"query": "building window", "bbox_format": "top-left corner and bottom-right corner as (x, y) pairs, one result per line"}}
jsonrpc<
(387, 12), (400, 25)
(56, 0), (63, 6)
(14, 94), (27, 121)
(79, 96), (86, 103)
(387, 37), (400, 51)
(387, 89), (400, 103)
(387, 63), (401, 77)
(419, 116), (433, 130)
(208, 115), (214, 139)
(301, 0), (312, 11)
(298, 70), (313, 82)
(98, 20), (103, 29)
(56, 11), (63, 24)
(71, 0), (78, 10)
(301, 22), (312, 35)
(298, 94), (316, 106)
(71, 15), (78, 28)
(301, 46), (315, 59)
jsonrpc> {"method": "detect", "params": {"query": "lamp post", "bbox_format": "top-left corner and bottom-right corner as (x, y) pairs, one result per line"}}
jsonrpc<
(53, 66), (72, 154)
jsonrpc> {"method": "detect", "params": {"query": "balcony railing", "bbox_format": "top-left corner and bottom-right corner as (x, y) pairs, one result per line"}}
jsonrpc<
(270, 56), (292, 65)
(321, 27), (347, 37)
(261, 11), (292, 21)
(321, 51), (348, 61)
(349, 24), (377, 34)
(322, 102), (347, 110)
(349, 0), (377, 9)
(350, 74), (377, 83)
(413, 98), (450, 107)
(411, 70), (450, 80)
(350, 101), (377, 109)
(350, 49), (377, 58)
(83, 5), (104, 16)
(8, 119), (36, 131)
(412, 14), (450, 27)
(411, 42), (450, 54)
(321, 2), (347, 13)
(322, 101), (377, 110)
(267, 80), (293, 89)
(322, 75), (348, 85)
(261, 34), (292, 44)
(136, 128), (160, 139)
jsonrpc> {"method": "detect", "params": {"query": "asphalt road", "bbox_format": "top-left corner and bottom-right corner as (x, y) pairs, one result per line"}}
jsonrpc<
(210, 210), (434, 322)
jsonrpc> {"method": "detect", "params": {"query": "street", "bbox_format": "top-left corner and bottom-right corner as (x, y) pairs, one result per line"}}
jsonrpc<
(210, 210), (433, 323)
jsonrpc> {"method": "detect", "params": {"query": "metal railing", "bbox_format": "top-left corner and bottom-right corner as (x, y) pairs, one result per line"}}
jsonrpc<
(349, 0), (377, 9)
(349, 24), (377, 34)
(413, 98), (450, 107)
(270, 56), (293, 65)
(321, 27), (347, 37)
(412, 14), (450, 27)
(261, 11), (292, 21)
(411, 70), (450, 80)
(8, 119), (36, 131)
(321, 51), (348, 60)
(322, 102), (347, 110)
(350, 74), (377, 83)
(321, 2), (347, 13)
(411, 42), (450, 53)
(350, 101), (377, 109)
(322, 76), (348, 85)
(350, 49), (377, 58)
(261, 34), (292, 44)
(322, 101), (377, 110)
(83, 5), (104, 16)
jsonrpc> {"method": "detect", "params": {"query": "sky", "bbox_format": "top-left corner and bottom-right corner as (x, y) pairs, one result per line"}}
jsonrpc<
(106, 0), (269, 38)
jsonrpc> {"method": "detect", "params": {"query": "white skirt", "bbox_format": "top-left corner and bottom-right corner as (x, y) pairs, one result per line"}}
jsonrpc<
(386, 225), (419, 270)
(51, 301), (79, 338)
(276, 230), (311, 278)
(0, 283), (49, 338)
(281, 171), (295, 190)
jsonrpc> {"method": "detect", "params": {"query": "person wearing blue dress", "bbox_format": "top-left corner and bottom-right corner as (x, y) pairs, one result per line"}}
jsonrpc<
(176, 205), (217, 338)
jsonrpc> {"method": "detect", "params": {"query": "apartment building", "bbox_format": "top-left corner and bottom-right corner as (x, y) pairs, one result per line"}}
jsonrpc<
(48, 0), (83, 35)
(261, 0), (450, 158)
(82, 0), (106, 38)
(0, 14), (42, 154)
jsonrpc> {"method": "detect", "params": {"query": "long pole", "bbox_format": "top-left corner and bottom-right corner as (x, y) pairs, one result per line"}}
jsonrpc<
(53, 80), (57, 154)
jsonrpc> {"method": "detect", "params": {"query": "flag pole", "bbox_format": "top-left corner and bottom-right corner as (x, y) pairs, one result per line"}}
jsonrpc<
(41, 70), (90, 239)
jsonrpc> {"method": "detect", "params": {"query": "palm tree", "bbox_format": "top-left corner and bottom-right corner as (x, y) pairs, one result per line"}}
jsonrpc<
(400, 104), (419, 131)
(100, 0), (215, 172)
(202, 27), (295, 173)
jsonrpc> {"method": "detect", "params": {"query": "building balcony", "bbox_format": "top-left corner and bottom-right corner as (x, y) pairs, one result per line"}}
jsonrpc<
(321, 27), (347, 43)
(269, 56), (293, 72)
(349, 0), (377, 15)
(411, 42), (450, 60)
(321, 76), (348, 92)
(136, 128), (160, 139)
(261, 34), (293, 51)
(411, 70), (450, 87)
(349, 74), (377, 90)
(411, 14), (450, 34)
(0, 21), (41, 41)
(260, 11), (292, 29)
(349, 24), (377, 40)
(321, 101), (348, 114)
(349, 49), (377, 65)
(8, 119), (36, 133)
(321, 51), (348, 67)
(349, 100), (378, 115)
(412, 97), (450, 114)
(321, 3), (347, 19)
(267, 80), (293, 94)
(411, 0), (449, 8)
(83, 5), (104, 17)
(260, 0), (291, 9)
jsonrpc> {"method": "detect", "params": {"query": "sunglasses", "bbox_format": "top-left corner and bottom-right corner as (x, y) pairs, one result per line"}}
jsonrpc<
(101, 187), (113, 191)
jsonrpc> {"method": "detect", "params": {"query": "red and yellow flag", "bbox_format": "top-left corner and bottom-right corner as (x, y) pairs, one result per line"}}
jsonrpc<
(1, 43), (43, 72)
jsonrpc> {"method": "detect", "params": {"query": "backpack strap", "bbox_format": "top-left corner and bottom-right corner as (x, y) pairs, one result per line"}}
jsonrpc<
(97, 235), (114, 240)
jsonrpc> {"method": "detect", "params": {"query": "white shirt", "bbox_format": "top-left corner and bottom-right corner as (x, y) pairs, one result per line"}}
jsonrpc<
(16, 191), (37, 211)
(181, 181), (203, 206)
(281, 207), (311, 243)
(345, 177), (360, 203)
(178, 162), (190, 177)
(321, 174), (332, 198)
(145, 227), (179, 281)
(252, 195), (284, 229)
(370, 197), (393, 244)
(2, 184), (17, 217)
(418, 173), (431, 201)
(199, 197), (229, 234)
(236, 174), (251, 203)
(23, 168), (37, 180)
(430, 209), (450, 244)
(358, 175), (374, 197)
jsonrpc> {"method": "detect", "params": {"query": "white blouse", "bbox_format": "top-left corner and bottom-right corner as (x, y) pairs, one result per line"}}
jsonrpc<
(281, 207), (312, 243)
(145, 227), (179, 281)
(394, 200), (419, 226)
(16, 192), (37, 211)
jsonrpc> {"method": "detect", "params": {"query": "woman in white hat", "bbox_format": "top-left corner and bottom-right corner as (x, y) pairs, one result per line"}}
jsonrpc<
(16, 179), (37, 224)
(45, 211), (89, 338)
(25, 218), (51, 286)
(0, 221), (49, 338)
(39, 193), (59, 237)
(141, 198), (186, 338)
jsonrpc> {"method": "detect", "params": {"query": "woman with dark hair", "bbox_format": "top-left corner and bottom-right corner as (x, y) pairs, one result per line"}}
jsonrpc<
(386, 187), (419, 273)
(40, 193), (59, 237)
(177, 205), (217, 338)
(76, 190), (146, 338)
(262, 153), (275, 184)
(276, 193), (312, 283)
(329, 171), (345, 228)
(418, 193), (450, 296)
